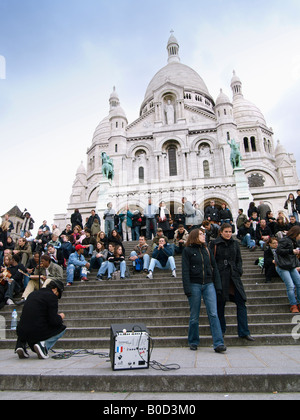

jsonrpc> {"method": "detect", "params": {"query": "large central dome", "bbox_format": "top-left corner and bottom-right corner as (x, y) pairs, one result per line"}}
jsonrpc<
(144, 61), (211, 102)
(142, 32), (213, 110)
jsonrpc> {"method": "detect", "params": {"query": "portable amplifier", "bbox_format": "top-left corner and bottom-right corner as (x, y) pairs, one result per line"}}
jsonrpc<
(110, 323), (150, 371)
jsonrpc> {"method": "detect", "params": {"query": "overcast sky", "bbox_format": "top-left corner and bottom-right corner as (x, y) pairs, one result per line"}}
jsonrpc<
(0, 0), (300, 230)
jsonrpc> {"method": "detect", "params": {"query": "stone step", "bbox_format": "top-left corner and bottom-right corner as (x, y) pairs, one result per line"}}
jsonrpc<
(55, 297), (290, 310)
(0, 241), (293, 353)
(3, 302), (292, 324)
(5, 322), (293, 340)
(1, 346), (299, 394)
(34, 312), (294, 328)
(0, 333), (298, 351)
(37, 289), (286, 304)
(53, 298), (290, 313)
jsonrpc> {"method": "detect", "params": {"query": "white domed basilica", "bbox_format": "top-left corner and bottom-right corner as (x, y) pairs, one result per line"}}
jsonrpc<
(55, 33), (299, 226)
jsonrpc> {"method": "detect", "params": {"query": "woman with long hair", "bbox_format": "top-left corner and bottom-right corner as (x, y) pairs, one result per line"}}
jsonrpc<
(211, 223), (254, 342)
(107, 245), (126, 280)
(284, 193), (299, 222)
(182, 228), (226, 353)
(275, 226), (300, 313)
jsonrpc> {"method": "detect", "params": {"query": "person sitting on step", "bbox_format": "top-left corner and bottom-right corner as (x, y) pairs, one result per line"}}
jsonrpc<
(107, 245), (127, 280)
(129, 236), (151, 273)
(66, 245), (90, 286)
(147, 237), (176, 279)
(96, 243), (115, 280)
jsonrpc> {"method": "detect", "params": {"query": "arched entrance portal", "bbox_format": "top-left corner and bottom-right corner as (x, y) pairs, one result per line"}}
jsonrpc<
(203, 198), (231, 216)
(164, 201), (182, 217)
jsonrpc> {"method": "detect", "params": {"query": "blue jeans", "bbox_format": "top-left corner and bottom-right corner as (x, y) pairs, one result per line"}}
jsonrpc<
(66, 264), (85, 284)
(132, 226), (140, 241)
(148, 256), (176, 273)
(90, 256), (104, 270)
(84, 244), (94, 257)
(130, 251), (150, 271)
(107, 261), (126, 278)
(105, 219), (114, 236)
(146, 218), (157, 240)
(188, 282), (224, 349)
(5, 280), (22, 301)
(45, 330), (66, 352)
(242, 234), (255, 249)
(97, 261), (110, 277)
(276, 267), (300, 306)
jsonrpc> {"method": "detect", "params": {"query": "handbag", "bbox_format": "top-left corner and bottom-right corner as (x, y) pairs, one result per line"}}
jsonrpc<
(112, 270), (121, 280)
(275, 252), (296, 271)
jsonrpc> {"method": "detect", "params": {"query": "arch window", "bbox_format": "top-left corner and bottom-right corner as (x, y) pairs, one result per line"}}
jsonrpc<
(264, 138), (267, 152)
(244, 137), (250, 153)
(251, 136), (257, 152)
(168, 147), (178, 177)
(268, 140), (272, 154)
(139, 167), (145, 183)
(203, 160), (210, 178)
(89, 156), (95, 171)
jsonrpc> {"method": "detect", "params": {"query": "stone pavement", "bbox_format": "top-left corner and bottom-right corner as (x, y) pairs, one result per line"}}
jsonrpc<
(0, 345), (300, 395)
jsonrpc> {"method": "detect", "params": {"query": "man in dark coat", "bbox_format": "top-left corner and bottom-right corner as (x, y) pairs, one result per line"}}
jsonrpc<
(15, 280), (66, 359)
(204, 200), (220, 224)
(211, 224), (254, 341)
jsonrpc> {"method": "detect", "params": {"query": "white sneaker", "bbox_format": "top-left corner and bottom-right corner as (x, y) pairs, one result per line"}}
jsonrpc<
(6, 299), (14, 306)
(146, 271), (153, 279)
(15, 347), (30, 359)
(172, 270), (177, 278)
(34, 342), (49, 359)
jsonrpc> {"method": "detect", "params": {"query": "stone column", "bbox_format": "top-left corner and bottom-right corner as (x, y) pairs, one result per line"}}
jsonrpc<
(233, 167), (253, 211)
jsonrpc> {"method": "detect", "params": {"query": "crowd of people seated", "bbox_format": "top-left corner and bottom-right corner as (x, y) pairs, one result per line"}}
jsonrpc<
(0, 190), (300, 312)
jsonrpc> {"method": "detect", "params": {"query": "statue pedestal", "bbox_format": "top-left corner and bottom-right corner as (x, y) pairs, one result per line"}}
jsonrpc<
(234, 167), (253, 211)
(97, 179), (112, 219)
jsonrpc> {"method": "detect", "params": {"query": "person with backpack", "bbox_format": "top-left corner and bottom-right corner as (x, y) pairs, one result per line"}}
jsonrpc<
(129, 236), (151, 273)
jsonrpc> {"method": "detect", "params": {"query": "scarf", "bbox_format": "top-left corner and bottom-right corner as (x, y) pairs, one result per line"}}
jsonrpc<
(160, 207), (166, 221)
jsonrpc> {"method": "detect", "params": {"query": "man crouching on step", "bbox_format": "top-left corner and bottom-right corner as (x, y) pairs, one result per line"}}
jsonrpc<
(15, 280), (66, 359)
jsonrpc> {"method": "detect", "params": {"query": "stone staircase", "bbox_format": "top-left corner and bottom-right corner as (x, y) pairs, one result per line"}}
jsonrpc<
(0, 241), (298, 349)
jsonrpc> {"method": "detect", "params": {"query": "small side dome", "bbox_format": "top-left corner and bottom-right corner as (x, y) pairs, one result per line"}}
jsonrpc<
(109, 105), (127, 121)
(233, 97), (267, 126)
(76, 161), (86, 175)
(92, 115), (110, 144)
(275, 140), (288, 157)
(216, 89), (231, 106)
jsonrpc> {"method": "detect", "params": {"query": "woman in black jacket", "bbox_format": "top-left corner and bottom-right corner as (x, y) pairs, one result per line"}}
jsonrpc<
(211, 224), (254, 341)
(275, 226), (300, 313)
(182, 228), (226, 353)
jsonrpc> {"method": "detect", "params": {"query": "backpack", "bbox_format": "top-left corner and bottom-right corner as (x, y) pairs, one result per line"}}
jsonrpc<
(135, 257), (144, 272)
